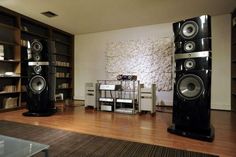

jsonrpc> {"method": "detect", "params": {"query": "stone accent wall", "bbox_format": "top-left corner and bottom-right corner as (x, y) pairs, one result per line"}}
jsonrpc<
(105, 38), (173, 91)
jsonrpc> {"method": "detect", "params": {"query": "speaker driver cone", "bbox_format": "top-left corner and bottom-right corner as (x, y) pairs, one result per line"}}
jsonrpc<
(184, 41), (195, 52)
(177, 74), (204, 100)
(31, 40), (43, 53)
(33, 65), (42, 74)
(184, 59), (196, 70)
(180, 21), (199, 39)
(33, 53), (41, 61)
(29, 75), (46, 94)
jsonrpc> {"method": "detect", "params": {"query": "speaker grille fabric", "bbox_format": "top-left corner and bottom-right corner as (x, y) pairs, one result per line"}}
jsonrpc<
(177, 74), (204, 100)
(29, 75), (46, 94)
(180, 21), (199, 39)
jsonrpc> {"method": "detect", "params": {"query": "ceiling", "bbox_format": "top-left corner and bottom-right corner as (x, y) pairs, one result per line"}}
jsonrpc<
(1, 0), (236, 35)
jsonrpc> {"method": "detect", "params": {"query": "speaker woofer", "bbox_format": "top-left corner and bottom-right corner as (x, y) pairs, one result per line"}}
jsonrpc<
(29, 75), (46, 94)
(177, 74), (204, 100)
(180, 21), (199, 39)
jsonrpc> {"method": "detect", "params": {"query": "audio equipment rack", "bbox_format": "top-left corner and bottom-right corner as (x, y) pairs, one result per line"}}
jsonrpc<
(115, 80), (139, 114)
(96, 80), (139, 114)
(97, 80), (122, 112)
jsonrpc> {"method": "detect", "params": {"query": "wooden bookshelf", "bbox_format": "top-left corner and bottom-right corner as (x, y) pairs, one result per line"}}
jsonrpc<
(231, 9), (236, 112)
(0, 6), (74, 112)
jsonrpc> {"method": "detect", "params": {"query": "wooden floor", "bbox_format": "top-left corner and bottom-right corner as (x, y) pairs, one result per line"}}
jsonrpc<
(0, 102), (235, 157)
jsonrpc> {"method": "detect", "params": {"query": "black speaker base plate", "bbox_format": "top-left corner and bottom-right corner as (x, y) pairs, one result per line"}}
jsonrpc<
(23, 109), (57, 117)
(167, 124), (214, 142)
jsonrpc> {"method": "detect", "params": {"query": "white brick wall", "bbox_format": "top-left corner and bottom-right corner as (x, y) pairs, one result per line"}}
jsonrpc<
(105, 38), (174, 91)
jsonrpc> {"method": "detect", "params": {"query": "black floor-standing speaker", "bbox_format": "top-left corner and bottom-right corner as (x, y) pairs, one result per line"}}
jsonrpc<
(23, 39), (56, 116)
(167, 15), (215, 142)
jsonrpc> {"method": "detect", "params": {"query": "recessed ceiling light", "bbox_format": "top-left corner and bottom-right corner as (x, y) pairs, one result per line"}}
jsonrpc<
(41, 11), (58, 18)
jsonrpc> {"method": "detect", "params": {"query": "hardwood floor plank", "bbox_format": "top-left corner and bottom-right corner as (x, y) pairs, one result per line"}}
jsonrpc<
(0, 103), (235, 157)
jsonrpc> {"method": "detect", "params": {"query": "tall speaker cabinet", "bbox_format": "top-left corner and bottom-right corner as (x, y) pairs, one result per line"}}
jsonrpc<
(231, 9), (236, 112)
(0, 6), (74, 112)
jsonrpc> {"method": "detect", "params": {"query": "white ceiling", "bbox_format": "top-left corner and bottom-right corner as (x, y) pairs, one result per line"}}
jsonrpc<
(1, 0), (236, 35)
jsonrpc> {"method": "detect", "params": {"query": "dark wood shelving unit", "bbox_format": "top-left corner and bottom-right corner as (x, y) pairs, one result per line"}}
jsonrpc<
(231, 9), (236, 112)
(55, 39), (71, 46)
(56, 88), (73, 90)
(0, 76), (21, 78)
(0, 40), (18, 46)
(54, 65), (72, 68)
(52, 29), (74, 100)
(52, 52), (71, 57)
(0, 6), (74, 112)
(0, 23), (17, 30)
(21, 29), (49, 39)
(0, 60), (20, 63)
(0, 8), (21, 111)
(56, 77), (72, 79)
(0, 91), (21, 95)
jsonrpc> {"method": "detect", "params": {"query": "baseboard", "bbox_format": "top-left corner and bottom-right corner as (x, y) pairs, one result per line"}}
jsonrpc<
(211, 104), (231, 111)
(73, 99), (85, 101)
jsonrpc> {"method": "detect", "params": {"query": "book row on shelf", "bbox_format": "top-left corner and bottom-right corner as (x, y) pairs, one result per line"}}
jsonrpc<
(56, 72), (70, 78)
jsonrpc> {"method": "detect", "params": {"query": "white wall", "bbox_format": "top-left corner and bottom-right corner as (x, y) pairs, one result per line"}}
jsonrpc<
(74, 14), (231, 110)
(211, 14), (231, 110)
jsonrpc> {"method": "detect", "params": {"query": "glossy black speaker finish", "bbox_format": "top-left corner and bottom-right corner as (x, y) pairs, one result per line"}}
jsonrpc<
(175, 38), (211, 54)
(175, 57), (211, 71)
(169, 15), (214, 141)
(23, 39), (55, 117)
(27, 39), (49, 62)
(173, 15), (211, 42)
(173, 70), (211, 130)
(25, 65), (53, 115)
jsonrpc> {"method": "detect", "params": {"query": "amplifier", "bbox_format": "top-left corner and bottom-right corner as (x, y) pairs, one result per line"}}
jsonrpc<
(101, 105), (113, 111)
(117, 74), (137, 81)
(116, 99), (133, 103)
(99, 97), (114, 102)
(99, 84), (121, 91)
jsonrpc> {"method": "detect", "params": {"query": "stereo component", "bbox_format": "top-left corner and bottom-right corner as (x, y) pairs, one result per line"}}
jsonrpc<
(99, 84), (121, 91)
(101, 105), (113, 111)
(138, 84), (156, 114)
(175, 52), (212, 71)
(99, 97), (114, 102)
(173, 70), (211, 128)
(23, 39), (55, 117)
(85, 83), (97, 109)
(173, 15), (211, 42)
(116, 99), (133, 103)
(27, 39), (48, 62)
(117, 74), (137, 81)
(168, 15), (214, 142)
(175, 38), (211, 53)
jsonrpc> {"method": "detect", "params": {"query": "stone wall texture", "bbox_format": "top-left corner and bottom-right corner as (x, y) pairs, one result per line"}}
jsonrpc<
(105, 38), (173, 91)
